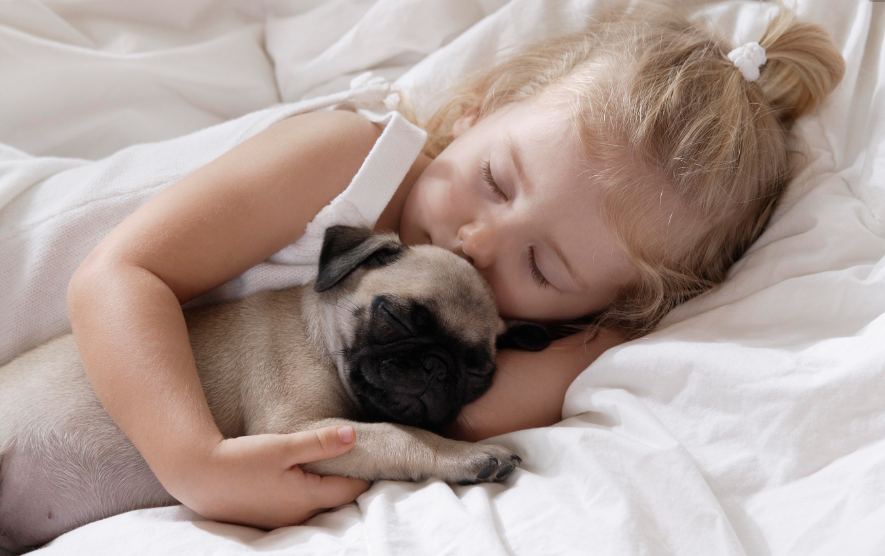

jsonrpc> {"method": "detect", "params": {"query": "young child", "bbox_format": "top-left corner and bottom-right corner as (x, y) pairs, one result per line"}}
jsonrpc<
(64, 5), (843, 531)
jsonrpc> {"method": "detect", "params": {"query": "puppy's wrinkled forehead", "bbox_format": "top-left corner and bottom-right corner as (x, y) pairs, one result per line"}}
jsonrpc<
(351, 245), (501, 344)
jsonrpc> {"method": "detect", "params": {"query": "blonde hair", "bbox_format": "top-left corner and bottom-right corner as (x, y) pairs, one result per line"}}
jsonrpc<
(399, 4), (845, 340)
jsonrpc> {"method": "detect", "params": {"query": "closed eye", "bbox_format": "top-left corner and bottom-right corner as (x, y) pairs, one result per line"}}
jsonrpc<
(480, 159), (507, 201)
(528, 247), (550, 289)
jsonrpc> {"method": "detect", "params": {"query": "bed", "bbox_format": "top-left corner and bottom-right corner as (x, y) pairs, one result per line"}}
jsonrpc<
(2, 0), (883, 554)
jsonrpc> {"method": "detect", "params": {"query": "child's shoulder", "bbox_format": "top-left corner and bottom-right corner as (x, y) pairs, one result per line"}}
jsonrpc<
(272, 108), (383, 149)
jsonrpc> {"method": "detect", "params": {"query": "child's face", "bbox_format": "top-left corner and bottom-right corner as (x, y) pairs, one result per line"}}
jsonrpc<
(398, 98), (640, 323)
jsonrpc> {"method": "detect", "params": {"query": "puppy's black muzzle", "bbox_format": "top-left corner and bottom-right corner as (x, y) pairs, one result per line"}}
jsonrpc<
(346, 296), (494, 429)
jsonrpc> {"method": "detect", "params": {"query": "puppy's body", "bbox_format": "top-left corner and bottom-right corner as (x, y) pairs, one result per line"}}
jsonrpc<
(0, 227), (545, 553)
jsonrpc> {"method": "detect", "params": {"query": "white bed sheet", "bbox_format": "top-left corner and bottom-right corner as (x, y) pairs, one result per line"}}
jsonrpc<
(1, 0), (883, 554)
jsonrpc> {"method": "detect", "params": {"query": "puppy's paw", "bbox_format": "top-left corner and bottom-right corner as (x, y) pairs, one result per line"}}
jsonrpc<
(443, 444), (522, 485)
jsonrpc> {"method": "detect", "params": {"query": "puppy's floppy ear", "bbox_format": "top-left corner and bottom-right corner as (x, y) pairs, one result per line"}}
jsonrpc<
(314, 225), (406, 292)
(496, 320), (552, 352)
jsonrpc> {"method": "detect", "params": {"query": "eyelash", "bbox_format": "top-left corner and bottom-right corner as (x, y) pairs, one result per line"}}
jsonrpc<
(479, 159), (548, 289)
(480, 159), (507, 201)
(528, 247), (550, 288)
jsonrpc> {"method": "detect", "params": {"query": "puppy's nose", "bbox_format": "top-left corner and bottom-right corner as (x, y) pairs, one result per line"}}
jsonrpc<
(423, 354), (447, 382)
(420, 348), (454, 385)
(371, 296), (413, 343)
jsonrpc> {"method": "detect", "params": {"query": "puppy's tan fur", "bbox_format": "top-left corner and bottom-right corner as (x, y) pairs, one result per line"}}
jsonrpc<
(0, 231), (521, 553)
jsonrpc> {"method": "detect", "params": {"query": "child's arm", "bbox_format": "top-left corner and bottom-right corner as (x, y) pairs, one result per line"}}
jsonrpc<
(67, 109), (382, 529)
(442, 328), (625, 442)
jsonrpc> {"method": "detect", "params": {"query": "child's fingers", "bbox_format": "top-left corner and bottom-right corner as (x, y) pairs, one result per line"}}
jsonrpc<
(185, 432), (370, 528)
(282, 425), (357, 467)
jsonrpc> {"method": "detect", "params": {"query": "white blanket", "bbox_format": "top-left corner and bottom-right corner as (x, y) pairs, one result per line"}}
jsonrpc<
(1, 0), (883, 554)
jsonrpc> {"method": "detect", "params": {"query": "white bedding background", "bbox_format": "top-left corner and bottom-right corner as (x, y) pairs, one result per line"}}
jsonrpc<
(1, 0), (883, 554)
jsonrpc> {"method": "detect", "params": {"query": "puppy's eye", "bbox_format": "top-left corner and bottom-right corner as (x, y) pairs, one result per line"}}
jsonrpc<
(372, 299), (414, 343)
(379, 302), (412, 334)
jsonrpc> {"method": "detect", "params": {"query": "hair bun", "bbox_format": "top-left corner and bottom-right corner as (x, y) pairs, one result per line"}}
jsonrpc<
(755, 11), (845, 122)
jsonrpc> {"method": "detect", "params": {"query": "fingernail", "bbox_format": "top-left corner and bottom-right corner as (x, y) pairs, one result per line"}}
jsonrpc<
(337, 425), (354, 444)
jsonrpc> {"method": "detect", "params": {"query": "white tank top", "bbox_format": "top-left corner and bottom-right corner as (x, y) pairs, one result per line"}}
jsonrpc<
(0, 73), (427, 364)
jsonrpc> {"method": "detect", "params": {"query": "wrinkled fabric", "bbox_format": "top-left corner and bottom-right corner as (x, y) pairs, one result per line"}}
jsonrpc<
(0, 0), (882, 554)
(0, 75), (426, 366)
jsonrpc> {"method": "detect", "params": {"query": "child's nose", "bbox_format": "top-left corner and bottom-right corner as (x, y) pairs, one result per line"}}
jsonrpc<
(457, 220), (496, 269)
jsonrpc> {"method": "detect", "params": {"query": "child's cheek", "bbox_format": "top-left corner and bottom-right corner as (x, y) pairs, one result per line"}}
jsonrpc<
(421, 175), (461, 224)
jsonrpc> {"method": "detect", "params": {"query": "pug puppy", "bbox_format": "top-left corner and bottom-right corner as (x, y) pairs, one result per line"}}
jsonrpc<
(0, 225), (550, 554)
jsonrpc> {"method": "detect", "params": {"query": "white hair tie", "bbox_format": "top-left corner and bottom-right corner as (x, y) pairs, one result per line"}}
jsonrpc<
(727, 42), (767, 82)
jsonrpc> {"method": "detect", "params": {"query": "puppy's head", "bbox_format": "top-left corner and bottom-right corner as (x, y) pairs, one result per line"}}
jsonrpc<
(313, 226), (550, 429)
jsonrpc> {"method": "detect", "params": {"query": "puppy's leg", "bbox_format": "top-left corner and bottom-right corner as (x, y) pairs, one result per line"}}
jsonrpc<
(297, 419), (520, 485)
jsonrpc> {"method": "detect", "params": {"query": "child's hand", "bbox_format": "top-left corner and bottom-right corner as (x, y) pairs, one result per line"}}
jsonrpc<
(175, 425), (370, 530)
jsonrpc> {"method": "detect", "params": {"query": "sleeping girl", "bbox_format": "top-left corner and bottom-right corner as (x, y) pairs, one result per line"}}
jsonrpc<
(55, 3), (844, 532)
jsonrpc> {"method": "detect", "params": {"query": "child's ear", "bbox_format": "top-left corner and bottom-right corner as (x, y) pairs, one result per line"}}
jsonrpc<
(452, 109), (479, 138)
